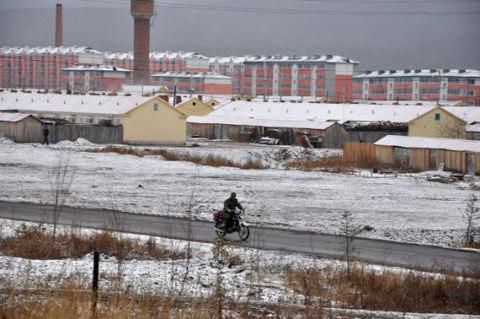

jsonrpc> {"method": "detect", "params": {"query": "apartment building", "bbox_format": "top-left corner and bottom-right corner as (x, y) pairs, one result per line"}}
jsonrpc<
(105, 51), (211, 75)
(1, 46), (357, 100)
(353, 69), (480, 105)
(62, 65), (131, 92)
(239, 55), (358, 102)
(0, 46), (104, 90)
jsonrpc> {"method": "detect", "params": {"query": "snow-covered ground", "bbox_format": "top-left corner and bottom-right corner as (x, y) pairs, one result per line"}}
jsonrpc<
(0, 219), (476, 318)
(0, 139), (475, 246)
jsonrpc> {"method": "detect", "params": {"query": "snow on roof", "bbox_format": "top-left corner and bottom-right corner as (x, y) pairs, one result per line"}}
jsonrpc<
(0, 46), (103, 56)
(375, 135), (480, 153)
(105, 51), (209, 61)
(188, 101), (435, 129)
(0, 112), (33, 122)
(466, 124), (480, 133)
(188, 114), (336, 130)
(150, 72), (231, 80)
(355, 69), (480, 78)
(353, 100), (462, 107)
(0, 92), (155, 116)
(443, 107), (480, 124)
(62, 65), (131, 72)
(243, 54), (358, 64)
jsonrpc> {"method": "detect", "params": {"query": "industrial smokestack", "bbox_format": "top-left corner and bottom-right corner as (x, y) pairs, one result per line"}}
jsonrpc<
(130, 0), (154, 85)
(55, 2), (63, 47)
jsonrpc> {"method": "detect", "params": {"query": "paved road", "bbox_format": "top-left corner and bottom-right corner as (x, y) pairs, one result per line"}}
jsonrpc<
(0, 201), (478, 273)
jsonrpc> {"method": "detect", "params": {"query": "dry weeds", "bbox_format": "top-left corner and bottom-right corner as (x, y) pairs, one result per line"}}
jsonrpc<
(87, 146), (267, 170)
(0, 225), (185, 261)
(286, 264), (480, 314)
(286, 155), (411, 173)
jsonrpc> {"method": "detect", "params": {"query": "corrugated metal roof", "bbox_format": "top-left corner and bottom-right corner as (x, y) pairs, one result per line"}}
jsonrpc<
(375, 135), (480, 153)
(188, 101), (435, 127)
(0, 92), (155, 116)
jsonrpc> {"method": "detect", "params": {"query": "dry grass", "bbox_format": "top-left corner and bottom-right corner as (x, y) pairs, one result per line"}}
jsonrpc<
(286, 155), (409, 173)
(0, 277), (298, 319)
(465, 242), (480, 249)
(87, 146), (267, 170)
(0, 281), (212, 319)
(0, 225), (185, 261)
(286, 264), (480, 314)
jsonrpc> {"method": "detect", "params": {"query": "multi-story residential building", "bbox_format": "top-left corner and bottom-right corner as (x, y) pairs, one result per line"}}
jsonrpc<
(62, 65), (131, 92)
(150, 72), (232, 95)
(353, 69), (480, 105)
(209, 56), (249, 95)
(1, 46), (356, 100)
(105, 51), (211, 75)
(0, 46), (104, 90)
(209, 54), (358, 102)
(239, 55), (358, 102)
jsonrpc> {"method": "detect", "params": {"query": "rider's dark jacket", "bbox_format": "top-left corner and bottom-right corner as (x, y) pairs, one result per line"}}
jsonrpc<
(223, 197), (243, 212)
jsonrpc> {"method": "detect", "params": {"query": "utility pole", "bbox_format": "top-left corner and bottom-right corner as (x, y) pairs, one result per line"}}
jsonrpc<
(173, 84), (177, 106)
(263, 61), (268, 102)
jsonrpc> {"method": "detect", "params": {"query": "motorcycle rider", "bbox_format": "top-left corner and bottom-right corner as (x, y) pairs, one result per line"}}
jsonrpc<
(223, 192), (244, 230)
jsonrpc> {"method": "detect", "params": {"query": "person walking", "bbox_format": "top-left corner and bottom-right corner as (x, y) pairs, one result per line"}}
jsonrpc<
(43, 127), (50, 145)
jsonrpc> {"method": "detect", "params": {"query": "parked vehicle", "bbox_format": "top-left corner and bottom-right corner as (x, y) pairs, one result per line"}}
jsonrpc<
(258, 136), (280, 145)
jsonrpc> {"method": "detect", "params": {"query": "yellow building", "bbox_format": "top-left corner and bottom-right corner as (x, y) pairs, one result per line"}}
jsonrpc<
(175, 98), (214, 116)
(122, 97), (187, 143)
(0, 92), (188, 144)
(408, 107), (467, 139)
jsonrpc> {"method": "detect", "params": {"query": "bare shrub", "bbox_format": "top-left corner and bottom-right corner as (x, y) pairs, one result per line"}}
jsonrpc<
(339, 211), (363, 277)
(286, 264), (480, 314)
(87, 147), (267, 170)
(464, 193), (479, 247)
(0, 225), (185, 261)
(0, 278), (211, 319)
(285, 155), (405, 173)
(50, 151), (76, 238)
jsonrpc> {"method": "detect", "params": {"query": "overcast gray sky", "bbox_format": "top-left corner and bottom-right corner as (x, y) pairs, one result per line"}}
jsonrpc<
(0, 0), (479, 71)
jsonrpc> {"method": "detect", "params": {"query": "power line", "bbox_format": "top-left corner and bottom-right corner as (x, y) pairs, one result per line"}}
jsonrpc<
(298, 0), (480, 3)
(73, 0), (480, 15)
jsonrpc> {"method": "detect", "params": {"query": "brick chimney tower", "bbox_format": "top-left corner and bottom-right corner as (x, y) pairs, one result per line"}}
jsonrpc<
(130, 0), (154, 85)
(55, 2), (63, 47)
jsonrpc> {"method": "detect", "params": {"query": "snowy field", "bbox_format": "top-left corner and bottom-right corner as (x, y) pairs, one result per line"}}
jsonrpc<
(0, 219), (477, 319)
(0, 139), (475, 246)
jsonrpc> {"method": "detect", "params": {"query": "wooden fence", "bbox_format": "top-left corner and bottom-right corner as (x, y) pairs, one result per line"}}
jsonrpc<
(46, 124), (123, 144)
(343, 142), (377, 163)
(0, 117), (43, 143)
(344, 142), (480, 175)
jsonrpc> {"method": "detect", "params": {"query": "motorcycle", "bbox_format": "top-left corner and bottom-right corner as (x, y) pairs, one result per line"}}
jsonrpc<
(213, 208), (250, 241)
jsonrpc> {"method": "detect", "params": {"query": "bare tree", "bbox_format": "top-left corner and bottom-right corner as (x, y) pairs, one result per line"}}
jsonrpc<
(339, 211), (363, 278)
(464, 193), (479, 246)
(50, 151), (76, 239)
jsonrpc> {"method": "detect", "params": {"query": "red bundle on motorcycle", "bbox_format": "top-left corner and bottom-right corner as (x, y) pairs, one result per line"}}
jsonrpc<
(213, 210), (223, 222)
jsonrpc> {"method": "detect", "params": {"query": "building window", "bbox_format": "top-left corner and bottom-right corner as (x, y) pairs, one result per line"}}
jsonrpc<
(153, 103), (159, 111)
(434, 113), (441, 121)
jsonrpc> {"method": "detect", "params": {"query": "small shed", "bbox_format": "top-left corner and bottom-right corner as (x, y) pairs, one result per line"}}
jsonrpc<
(466, 124), (480, 140)
(374, 135), (480, 174)
(0, 113), (43, 143)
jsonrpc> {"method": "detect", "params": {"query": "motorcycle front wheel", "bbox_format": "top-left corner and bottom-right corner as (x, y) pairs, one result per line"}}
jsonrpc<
(238, 225), (250, 241)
